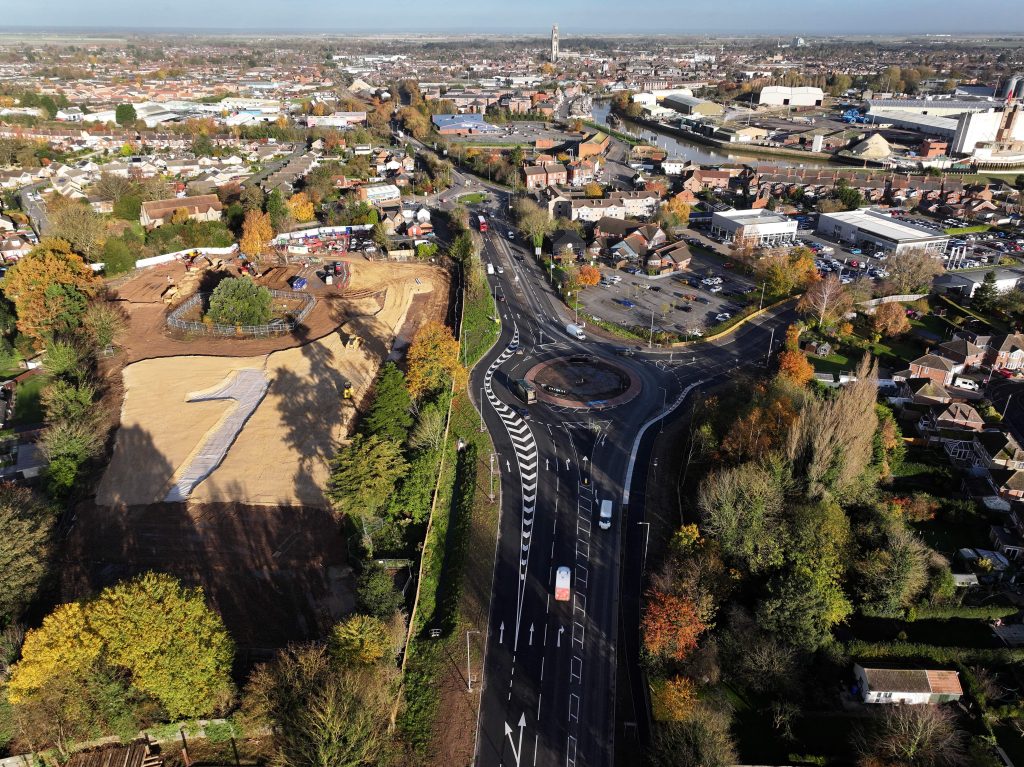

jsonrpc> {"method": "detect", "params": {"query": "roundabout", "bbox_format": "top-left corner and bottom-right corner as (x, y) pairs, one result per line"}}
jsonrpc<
(524, 354), (642, 409)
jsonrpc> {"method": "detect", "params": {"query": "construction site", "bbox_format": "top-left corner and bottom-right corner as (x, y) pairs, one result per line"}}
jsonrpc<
(63, 252), (451, 651)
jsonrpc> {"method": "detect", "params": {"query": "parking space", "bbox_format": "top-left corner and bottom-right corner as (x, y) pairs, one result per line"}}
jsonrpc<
(577, 262), (757, 338)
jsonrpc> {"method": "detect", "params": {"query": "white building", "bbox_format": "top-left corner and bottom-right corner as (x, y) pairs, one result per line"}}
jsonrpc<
(951, 106), (1024, 156)
(710, 209), (798, 248)
(816, 208), (949, 255)
(758, 86), (823, 108)
(306, 112), (367, 128)
(854, 665), (963, 705)
(866, 98), (997, 118)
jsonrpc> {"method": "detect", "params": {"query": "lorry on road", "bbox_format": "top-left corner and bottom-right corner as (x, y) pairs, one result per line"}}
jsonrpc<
(566, 323), (587, 340)
(513, 379), (537, 404)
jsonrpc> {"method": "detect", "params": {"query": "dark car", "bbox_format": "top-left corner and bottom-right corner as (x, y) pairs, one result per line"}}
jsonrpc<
(650, 285), (662, 292)
(696, 296), (709, 304)
(679, 305), (693, 312)
(614, 347), (636, 356)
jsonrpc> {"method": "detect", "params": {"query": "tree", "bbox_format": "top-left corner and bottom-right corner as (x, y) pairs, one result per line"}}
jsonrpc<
(7, 603), (103, 702)
(578, 264), (601, 287)
(406, 320), (466, 399)
(853, 703), (966, 767)
(755, 247), (817, 296)
(329, 614), (391, 666)
(42, 338), (83, 380)
(651, 676), (698, 721)
(856, 525), (930, 613)
(355, 562), (404, 620)
(777, 349), (814, 386)
(242, 644), (394, 767)
(0, 484), (53, 626)
(47, 200), (106, 263)
(973, 271), (998, 313)
(101, 236), (137, 274)
(642, 590), (707, 664)
(648, 706), (738, 767)
(884, 249), (944, 295)
(240, 209), (273, 257)
(240, 184), (265, 213)
(757, 565), (850, 651)
(372, 220), (389, 250)
(798, 274), (851, 328)
(363, 362), (413, 443)
(266, 189), (291, 232)
(1, 239), (98, 343)
(86, 572), (234, 719)
(328, 434), (408, 551)
(287, 192), (316, 223)
(512, 197), (553, 248)
(207, 276), (273, 326)
(114, 103), (137, 126)
(873, 301), (911, 338)
(698, 462), (786, 573)
(660, 196), (692, 229)
(41, 379), (96, 424)
(408, 404), (446, 452)
(415, 242), (438, 260)
(94, 173), (135, 203)
(82, 301), (128, 352)
(583, 182), (603, 198)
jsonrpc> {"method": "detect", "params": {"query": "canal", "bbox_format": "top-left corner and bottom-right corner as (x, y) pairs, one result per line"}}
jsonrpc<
(591, 101), (834, 169)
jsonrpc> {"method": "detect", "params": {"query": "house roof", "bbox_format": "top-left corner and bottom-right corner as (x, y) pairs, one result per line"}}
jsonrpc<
(859, 666), (963, 696)
(140, 194), (222, 219)
(937, 338), (982, 358)
(911, 354), (956, 372)
(937, 403), (983, 424)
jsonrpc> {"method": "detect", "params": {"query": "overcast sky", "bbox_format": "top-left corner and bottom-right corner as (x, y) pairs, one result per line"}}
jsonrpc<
(8, 0), (1024, 35)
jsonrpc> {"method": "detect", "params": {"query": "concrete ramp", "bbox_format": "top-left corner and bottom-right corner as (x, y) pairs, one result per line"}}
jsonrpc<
(164, 368), (270, 502)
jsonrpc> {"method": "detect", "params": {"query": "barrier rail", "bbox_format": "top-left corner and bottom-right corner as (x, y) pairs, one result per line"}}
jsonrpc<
(166, 289), (315, 336)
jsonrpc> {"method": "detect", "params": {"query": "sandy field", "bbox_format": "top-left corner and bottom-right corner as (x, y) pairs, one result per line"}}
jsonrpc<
(97, 258), (447, 508)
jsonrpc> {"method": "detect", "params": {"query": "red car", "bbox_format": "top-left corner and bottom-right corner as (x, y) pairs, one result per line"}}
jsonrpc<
(996, 368), (1014, 379)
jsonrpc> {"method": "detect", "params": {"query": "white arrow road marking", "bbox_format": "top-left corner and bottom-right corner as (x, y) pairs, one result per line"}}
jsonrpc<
(504, 713), (527, 767)
(557, 625), (564, 647)
(499, 622), (505, 644)
(528, 623), (534, 646)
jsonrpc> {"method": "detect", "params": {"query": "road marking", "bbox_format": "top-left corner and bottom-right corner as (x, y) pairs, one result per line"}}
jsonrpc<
(568, 694), (580, 722)
(543, 624), (548, 646)
(499, 621), (505, 644)
(536, 693), (542, 719)
(528, 623), (534, 646)
(504, 713), (527, 767)
(557, 625), (564, 647)
(571, 655), (582, 682)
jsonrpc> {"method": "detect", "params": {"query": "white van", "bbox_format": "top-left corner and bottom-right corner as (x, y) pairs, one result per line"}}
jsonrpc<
(953, 377), (980, 392)
(598, 500), (613, 530)
(566, 323), (587, 341)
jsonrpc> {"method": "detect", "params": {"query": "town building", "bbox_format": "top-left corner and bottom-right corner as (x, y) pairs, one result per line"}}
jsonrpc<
(139, 195), (223, 228)
(357, 183), (402, 207)
(758, 86), (824, 107)
(662, 94), (725, 118)
(854, 665), (963, 705)
(431, 114), (501, 136)
(709, 208), (798, 248)
(815, 208), (950, 255)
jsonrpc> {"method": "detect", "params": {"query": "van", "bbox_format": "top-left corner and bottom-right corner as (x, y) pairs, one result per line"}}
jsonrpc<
(566, 323), (587, 340)
(486, 263), (495, 275)
(598, 500), (613, 530)
(555, 566), (571, 601)
(953, 377), (980, 392)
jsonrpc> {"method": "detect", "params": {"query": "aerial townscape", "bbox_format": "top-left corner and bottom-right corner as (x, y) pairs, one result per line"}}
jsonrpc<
(7, 2), (1024, 766)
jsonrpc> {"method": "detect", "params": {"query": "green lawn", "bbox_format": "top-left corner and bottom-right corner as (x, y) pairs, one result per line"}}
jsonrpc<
(12, 374), (47, 426)
(811, 351), (855, 376)
(457, 192), (487, 204)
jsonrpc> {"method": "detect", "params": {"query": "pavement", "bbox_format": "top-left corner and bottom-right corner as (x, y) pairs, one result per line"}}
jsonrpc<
(469, 217), (793, 767)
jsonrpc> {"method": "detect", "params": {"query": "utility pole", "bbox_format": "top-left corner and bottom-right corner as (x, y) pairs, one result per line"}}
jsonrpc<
(638, 521), (651, 576)
(759, 281), (767, 310)
(767, 326), (776, 364)
(1004, 393), (1015, 419)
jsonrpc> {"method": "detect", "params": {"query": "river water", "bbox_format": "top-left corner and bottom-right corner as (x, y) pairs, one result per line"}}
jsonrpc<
(591, 101), (833, 169)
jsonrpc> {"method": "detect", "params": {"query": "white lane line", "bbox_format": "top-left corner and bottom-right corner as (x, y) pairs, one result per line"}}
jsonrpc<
(543, 624), (548, 646)
(537, 692), (542, 719)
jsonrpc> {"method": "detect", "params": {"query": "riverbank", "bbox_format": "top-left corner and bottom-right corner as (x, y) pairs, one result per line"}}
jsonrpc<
(629, 114), (838, 163)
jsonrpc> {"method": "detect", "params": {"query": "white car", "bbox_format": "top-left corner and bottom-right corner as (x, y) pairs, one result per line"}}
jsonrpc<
(496, 266), (504, 274)
(709, 285), (722, 293)
(508, 231), (515, 240)
(715, 312), (732, 322)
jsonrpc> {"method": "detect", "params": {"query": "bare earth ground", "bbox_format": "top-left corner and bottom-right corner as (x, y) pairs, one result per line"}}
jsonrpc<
(61, 256), (450, 653)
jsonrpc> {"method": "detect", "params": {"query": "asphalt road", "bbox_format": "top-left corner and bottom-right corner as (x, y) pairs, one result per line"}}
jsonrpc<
(470, 217), (794, 767)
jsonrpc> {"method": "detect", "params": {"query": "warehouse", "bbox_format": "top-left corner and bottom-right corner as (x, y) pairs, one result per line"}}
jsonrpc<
(662, 94), (725, 118)
(759, 86), (824, 107)
(710, 208), (798, 248)
(816, 208), (950, 255)
(865, 98), (997, 118)
(869, 111), (958, 138)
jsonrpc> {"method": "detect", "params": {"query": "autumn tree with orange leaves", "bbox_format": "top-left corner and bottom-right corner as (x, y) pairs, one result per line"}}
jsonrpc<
(642, 589), (707, 663)
(578, 265), (601, 287)
(1, 238), (99, 345)
(406, 320), (466, 399)
(651, 676), (698, 721)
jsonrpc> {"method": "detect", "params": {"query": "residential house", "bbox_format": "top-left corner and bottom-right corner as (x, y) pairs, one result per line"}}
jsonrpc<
(853, 665), (963, 705)
(139, 195), (223, 228)
(987, 334), (1024, 371)
(935, 338), (985, 368)
(646, 240), (692, 273)
(896, 354), (959, 386)
(549, 230), (586, 261)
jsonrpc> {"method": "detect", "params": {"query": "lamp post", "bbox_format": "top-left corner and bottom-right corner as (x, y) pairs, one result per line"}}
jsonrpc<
(759, 281), (767, 310)
(637, 521), (651, 575)
(466, 629), (481, 691)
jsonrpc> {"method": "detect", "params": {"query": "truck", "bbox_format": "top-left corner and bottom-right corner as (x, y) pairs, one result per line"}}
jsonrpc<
(291, 276), (308, 290)
(486, 263), (495, 275)
(566, 323), (587, 340)
(513, 379), (537, 404)
(477, 215), (488, 233)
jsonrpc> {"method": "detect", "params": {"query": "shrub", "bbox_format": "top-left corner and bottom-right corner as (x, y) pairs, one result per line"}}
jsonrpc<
(206, 277), (272, 326)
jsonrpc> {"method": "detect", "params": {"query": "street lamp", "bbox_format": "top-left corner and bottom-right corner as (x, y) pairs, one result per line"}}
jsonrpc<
(466, 629), (481, 691)
(759, 281), (767, 310)
(637, 521), (651, 576)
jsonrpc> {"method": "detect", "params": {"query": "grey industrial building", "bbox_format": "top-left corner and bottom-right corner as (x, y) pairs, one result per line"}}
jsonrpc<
(816, 208), (950, 255)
